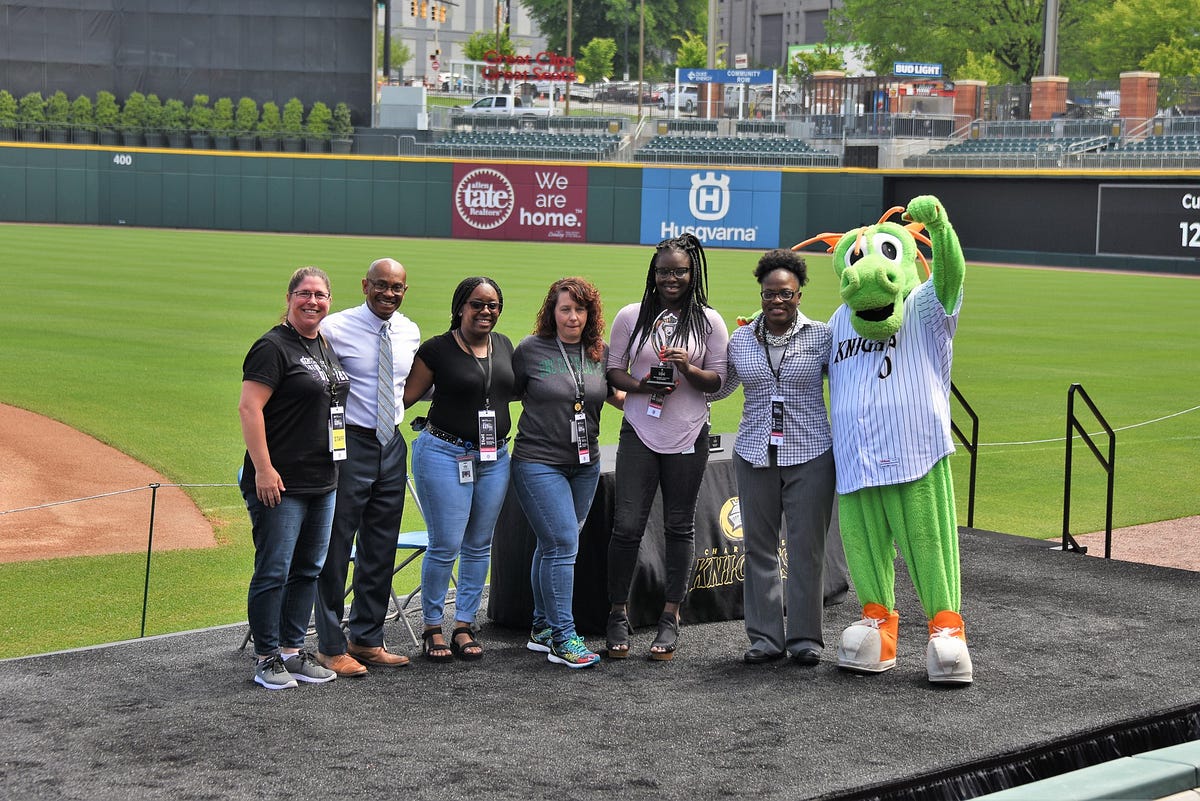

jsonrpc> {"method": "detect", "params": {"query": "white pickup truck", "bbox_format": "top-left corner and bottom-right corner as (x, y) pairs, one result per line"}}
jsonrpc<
(451, 94), (556, 119)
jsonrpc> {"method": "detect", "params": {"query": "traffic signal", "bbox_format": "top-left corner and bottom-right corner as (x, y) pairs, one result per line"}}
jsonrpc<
(438, 5), (447, 22)
(410, 0), (417, 15)
(419, 1), (427, 18)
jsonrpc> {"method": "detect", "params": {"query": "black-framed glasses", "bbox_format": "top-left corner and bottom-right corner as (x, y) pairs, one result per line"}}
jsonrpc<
(370, 279), (407, 294)
(467, 299), (500, 312)
(654, 267), (691, 279)
(760, 289), (799, 301)
(291, 290), (330, 301)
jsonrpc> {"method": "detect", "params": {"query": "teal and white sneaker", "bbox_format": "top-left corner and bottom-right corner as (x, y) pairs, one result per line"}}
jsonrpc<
(527, 627), (553, 654)
(548, 635), (600, 669)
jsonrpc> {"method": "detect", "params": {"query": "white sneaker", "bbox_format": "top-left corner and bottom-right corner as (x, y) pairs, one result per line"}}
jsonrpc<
(836, 604), (898, 674)
(926, 612), (973, 685)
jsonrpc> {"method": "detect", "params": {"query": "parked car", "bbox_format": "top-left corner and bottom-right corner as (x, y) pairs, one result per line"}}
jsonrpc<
(451, 94), (556, 119)
(660, 84), (699, 112)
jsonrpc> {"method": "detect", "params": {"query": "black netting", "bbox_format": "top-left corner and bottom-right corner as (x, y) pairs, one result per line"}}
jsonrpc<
(0, 1), (371, 123)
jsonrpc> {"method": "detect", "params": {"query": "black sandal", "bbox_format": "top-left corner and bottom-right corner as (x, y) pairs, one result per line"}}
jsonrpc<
(449, 625), (483, 661)
(606, 609), (632, 659)
(649, 611), (679, 662)
(422, 629), (453, 663)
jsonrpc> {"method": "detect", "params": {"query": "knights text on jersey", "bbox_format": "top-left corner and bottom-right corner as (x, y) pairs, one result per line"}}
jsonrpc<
(827, 279), (961, 494)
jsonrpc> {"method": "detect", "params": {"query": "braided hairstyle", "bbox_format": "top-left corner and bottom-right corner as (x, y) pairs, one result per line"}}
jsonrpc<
(448, 276), (504, 331)
(625, 233), (713, 361)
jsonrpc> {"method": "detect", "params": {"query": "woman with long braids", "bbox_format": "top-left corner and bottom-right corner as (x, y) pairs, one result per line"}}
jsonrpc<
(604, 234), (729, 660)
(404, 276), (515, 663)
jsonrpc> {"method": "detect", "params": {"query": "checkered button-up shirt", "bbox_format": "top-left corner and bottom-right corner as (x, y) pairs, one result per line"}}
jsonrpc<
(713, 314), (833, 468)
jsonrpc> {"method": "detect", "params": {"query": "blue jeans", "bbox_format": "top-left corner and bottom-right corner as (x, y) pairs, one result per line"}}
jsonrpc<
(243, 489), (336, 657)
(411, 431), (510, 627)
(511, 458), (602, 643)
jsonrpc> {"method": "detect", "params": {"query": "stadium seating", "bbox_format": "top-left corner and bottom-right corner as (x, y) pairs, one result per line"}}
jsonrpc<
(426, 130), (622, 161)
(633, 135), (839, 166)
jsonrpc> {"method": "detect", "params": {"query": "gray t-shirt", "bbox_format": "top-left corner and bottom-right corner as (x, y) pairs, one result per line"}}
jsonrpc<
(512, 334), (610, 465)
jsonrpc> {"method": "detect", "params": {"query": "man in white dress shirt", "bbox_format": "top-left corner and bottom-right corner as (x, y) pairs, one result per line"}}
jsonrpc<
(314, 258), (422, 676)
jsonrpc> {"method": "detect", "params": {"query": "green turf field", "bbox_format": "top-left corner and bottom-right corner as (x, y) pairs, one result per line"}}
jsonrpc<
(2, 223), (1197, 657)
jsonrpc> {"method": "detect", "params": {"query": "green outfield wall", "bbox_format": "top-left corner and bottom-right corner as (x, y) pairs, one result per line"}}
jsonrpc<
(0, 143), (1196, 275)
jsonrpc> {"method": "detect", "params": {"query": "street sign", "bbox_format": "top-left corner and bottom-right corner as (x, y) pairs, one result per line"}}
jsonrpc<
(432, 59), (440, 71)
(734, 53), (748, 69)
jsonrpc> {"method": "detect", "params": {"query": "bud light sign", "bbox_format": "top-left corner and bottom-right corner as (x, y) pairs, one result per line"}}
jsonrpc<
(639, 168), (781, 249)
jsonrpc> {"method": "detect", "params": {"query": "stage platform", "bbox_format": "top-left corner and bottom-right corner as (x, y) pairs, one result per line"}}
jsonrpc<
(2, 528), (1198, 801)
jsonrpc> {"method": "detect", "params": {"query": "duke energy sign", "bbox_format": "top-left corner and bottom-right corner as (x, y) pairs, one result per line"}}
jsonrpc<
(639, 169), (781, 249)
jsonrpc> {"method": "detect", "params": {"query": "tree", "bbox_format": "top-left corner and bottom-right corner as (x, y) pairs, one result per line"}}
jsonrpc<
(828, 0), (1109, 85)
(211, 97), (234, 134)
(520, 0), (707, 79)
(45, 90), (70, 128)
(464, 26), (516, 61)
(94, 91), (119, 132)
(235, 97), (259, 136)
(305, 101), (332, 139)
(188, 94), (212, 133)
(376, 28), (413, 75)
(788, 43), (846, 79)
(1073, 0), (1199, 81)
(577, 37), (617, 82)
(119, 91), (146, 133)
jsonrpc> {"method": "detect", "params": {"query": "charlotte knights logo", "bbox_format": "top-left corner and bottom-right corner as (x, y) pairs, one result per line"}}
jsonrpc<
(719, 495), (743, 541)
(688, 172), (731, 221)
(455, 168), (515, 230)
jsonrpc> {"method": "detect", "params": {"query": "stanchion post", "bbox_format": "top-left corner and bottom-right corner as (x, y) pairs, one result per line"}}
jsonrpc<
(140, 483), (160, 638)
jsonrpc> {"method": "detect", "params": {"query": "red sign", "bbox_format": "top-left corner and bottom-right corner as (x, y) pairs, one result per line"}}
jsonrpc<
(431, 59), (440, 71)
(451, 164), (588, 241)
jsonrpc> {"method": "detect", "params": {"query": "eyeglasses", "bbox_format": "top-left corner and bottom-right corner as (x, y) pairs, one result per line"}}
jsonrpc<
(370, 279), (407, 294)
(466, 299), (500, 312)
(760, 289), (799, 301)
(291, 290), (330, 301)
(654, 267), (691, 279)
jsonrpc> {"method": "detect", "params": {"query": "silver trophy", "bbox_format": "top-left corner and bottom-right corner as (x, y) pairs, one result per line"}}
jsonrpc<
(646, 310), (680, 389)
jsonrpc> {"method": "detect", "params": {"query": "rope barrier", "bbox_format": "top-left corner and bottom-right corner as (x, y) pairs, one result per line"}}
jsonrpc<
(0, 483), (239, 516)
(979, 403), (1200, 448)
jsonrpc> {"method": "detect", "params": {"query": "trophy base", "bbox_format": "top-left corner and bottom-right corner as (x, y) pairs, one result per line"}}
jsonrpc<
(646, 364), (676, 389)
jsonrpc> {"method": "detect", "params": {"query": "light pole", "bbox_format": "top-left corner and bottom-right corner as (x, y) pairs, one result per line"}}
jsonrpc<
(637, 0), (644, 118)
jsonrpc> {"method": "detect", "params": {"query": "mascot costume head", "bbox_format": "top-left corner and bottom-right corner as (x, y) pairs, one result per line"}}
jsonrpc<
(794, 195), (972, 685)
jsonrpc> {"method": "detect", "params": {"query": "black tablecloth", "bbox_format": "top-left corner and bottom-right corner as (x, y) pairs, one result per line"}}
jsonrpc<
(487, 435), (849, 635)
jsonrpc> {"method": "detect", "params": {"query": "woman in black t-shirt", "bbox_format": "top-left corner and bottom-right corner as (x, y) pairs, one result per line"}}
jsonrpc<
(404, 276), (515, 662)
(238, 267), (349, 690)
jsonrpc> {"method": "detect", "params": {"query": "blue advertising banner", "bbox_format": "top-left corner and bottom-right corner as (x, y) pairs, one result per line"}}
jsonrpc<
(676, 68), (775, 85)
(639, 168), (782, 250)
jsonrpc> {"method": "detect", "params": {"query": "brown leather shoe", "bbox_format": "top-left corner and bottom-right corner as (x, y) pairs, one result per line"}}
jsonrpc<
(347, 642), (411, 667)
(316, 651), (369, 678)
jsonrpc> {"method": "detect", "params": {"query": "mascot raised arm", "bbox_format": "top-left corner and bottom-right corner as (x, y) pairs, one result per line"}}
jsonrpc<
(794, 194), (971, 685)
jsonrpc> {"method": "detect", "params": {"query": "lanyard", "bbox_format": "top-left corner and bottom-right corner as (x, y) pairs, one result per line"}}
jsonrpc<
(555, 338), (586, 406)
(287, 322), (339, 400)
(758, 318), (791, 386)
(456, 329), (494, 410)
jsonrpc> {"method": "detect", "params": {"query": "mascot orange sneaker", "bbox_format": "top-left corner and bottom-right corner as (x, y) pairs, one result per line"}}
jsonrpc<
(837, 603), (899, 674)
(926, 610), (973, 685)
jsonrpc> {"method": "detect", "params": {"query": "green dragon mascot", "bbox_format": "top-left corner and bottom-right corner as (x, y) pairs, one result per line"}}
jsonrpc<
(794, 194), (971, 684)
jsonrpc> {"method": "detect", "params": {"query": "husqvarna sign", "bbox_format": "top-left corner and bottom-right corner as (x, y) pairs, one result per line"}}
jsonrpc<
(640, 168), (781, 249)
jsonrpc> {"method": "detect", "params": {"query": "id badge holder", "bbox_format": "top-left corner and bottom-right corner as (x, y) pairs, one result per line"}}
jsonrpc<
(329, 405), (348, 461)
(573, 411), (590, 464)
(646, 392), (665, 419)
(477, 409), (498, 462)
(456, 453), (475, 484)
(769, 395), (785, 447)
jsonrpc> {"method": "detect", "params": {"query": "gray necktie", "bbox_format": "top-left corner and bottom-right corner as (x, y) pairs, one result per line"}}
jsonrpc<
(376, 322), (395, 446)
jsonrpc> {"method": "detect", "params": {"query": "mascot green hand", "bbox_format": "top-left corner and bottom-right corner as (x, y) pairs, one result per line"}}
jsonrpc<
(794, 195), (972, 685)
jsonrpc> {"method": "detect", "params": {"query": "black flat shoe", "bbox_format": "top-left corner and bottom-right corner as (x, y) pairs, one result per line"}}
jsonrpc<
(792, 648), (821, 667)
(743, 648), (785, 665)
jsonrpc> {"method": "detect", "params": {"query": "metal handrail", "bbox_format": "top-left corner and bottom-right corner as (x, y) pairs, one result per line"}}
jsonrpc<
(1061, 383), (1116, 557)
(950, 382), (979, 528)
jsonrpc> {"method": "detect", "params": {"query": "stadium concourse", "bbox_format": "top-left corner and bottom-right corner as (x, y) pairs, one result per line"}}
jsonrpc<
(2, 527), (1199, 800)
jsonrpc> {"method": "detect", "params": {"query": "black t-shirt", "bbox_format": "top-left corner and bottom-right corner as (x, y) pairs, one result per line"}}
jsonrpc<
(416, 330), (515, 444)
(240, 324), (350, 495)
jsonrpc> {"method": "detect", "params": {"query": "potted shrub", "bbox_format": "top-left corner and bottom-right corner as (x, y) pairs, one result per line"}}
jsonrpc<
(0, 90), (19, 141)
(281, 97), (304, 152)
(234, 96), (258, 150)
(69, 94), (95, 144)
(331, 101), (353, 154)
(304, 101), (332, 152)
(187, 93), (212, 149)
(211, 96), (234, 150)
(143, 94), (165, 147)
(18, 91), (45, 142)
(95, 90), (120, 145)
(119, 91), (146, 147)
(257, 101), (281, 151)
(162, 98), (188, 148)
(44, 90), (71, 143)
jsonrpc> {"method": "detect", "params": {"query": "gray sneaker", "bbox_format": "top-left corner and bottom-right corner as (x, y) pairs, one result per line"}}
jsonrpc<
(282, 651), (337, 684)
(254, 654), (298, 690)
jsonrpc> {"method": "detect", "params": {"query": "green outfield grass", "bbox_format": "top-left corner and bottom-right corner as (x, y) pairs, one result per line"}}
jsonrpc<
(2, 223), (1197, 658)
